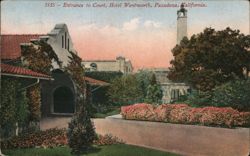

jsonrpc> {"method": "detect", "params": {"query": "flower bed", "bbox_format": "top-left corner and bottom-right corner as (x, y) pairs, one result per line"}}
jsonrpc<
(1, 128), (67, 149)
(1, 128), (124, 149)
(121, 103), (250, 128)
(93, 134), (124, 146)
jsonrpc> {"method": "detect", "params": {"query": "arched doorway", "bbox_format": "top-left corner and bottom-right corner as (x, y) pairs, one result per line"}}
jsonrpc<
(53, 86), (74, 113)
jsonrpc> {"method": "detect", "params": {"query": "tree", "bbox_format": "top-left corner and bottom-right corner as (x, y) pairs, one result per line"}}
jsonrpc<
(212, 79), (250, 111)
(67, 106), (96, 155)
(168, 27), (250, 91)
(135, 70), (154, 98)
(66, 52), (96, 155)
(145, 74), (163, 104)
(107, 75), (143, 105)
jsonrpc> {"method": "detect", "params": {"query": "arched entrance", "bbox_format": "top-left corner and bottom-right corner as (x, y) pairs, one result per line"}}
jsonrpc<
(53, 86), (74, 113)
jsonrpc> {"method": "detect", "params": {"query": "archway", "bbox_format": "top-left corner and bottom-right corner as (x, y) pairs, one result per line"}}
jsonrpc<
(53, 86), (74, 113)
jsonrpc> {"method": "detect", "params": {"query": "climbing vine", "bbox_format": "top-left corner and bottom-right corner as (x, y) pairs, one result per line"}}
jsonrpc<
(21, 40), (61, 121)
(20, 39), (96, 153)
(21, 41), (61, 74)
(26, 85), (41, 121)
(0, 77), (29, 138)
(65, 51), (96, 155)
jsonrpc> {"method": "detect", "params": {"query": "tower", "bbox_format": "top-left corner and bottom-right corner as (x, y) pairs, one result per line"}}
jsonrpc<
(177, 3), (187, 44)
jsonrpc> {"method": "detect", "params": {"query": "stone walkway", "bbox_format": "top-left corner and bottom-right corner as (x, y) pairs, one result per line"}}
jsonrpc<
(40, 115), (122, 130)
(40, 117), (71, 130)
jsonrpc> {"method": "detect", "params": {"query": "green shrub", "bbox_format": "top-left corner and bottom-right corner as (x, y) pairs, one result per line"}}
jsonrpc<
(16, 90), (29, 125)
(0, 78), (19, 137)
(0, 77), (29, 138)
(107, 75), (143, 106)
(185, 90), (213, 107)
(67, 107), (96, 155)
(212, 79), (250, 111)
(145, 74), (163, 105)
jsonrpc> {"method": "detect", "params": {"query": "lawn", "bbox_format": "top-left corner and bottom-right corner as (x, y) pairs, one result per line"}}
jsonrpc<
(92, 107), (120, 118)
(3, 144), (178, 156)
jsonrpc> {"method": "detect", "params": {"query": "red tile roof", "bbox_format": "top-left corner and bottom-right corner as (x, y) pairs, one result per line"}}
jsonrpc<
(85, 76), (109, 86)
(1, 63), (51, 79)
(1, 34), (43, 59)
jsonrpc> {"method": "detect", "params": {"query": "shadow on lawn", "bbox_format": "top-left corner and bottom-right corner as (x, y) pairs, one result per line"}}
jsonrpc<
(77, 146), (101, 155)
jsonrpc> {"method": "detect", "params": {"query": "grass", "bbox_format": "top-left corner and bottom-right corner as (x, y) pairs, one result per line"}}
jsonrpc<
(3, 144), (179, 156)
(92, 107), (120, 118)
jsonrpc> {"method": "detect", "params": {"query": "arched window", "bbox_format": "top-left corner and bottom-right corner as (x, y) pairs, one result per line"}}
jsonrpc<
(90, 63), (97, 71)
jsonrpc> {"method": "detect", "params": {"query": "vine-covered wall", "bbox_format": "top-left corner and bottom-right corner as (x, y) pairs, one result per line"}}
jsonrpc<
(26, 85), (41, 121)
(0, 77), (29, 138)
(64, 51), (86, 109)
(21, 41), (61, 121)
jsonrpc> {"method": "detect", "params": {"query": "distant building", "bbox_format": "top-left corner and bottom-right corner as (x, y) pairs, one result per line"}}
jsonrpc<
(82, 56), (133, 74)
(140, 68), (190, 103)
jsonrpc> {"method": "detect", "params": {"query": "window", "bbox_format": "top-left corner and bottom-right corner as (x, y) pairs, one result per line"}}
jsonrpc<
(68, 38), (69, 51)
(171, 89), (180, 101)
(65, 32), (67, 49)
(90, 63), (97, 71)
(62, 35), (64, 48)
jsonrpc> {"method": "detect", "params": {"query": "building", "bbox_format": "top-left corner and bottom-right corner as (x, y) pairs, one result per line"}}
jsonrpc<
(1, 23), (106, 117)
(82, 56), (133, 74)
(177, 3), (188, 44)
(1, 24), (77, 116)
(139, 68), (190, 103)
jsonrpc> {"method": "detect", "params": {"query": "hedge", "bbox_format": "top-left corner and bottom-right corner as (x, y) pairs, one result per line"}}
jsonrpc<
(121, 103), (250, 128)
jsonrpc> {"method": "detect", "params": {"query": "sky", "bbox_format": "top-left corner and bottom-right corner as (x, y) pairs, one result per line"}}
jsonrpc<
(1, 0), (249, 70)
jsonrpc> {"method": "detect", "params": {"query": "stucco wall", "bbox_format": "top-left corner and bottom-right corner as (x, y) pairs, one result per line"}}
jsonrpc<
(94, 118), (250, 156)
(47, 24), (76, 68)
(82, 57), (133, 74)
(83, 61), (119, 72)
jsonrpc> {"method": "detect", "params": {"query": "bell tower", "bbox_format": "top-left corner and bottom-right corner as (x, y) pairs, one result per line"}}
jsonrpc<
(177, 3), (187, 44)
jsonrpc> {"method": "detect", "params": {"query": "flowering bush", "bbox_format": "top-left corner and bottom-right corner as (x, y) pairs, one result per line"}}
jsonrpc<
(1, 128), (124, 149)
(121, 103), (250, 128)
(1, 128), (67, 149)
(93, 134), (124, 146)
(121, 103), (156, 121)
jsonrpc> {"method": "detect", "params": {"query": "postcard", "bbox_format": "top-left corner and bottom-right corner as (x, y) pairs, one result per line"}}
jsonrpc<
(1, 0), (249, 156)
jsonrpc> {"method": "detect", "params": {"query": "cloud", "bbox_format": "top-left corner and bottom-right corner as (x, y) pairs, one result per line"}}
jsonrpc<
(144, 20), (162, 28)
(100, 25), (121, 35)
(122, 17), (140, 31)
